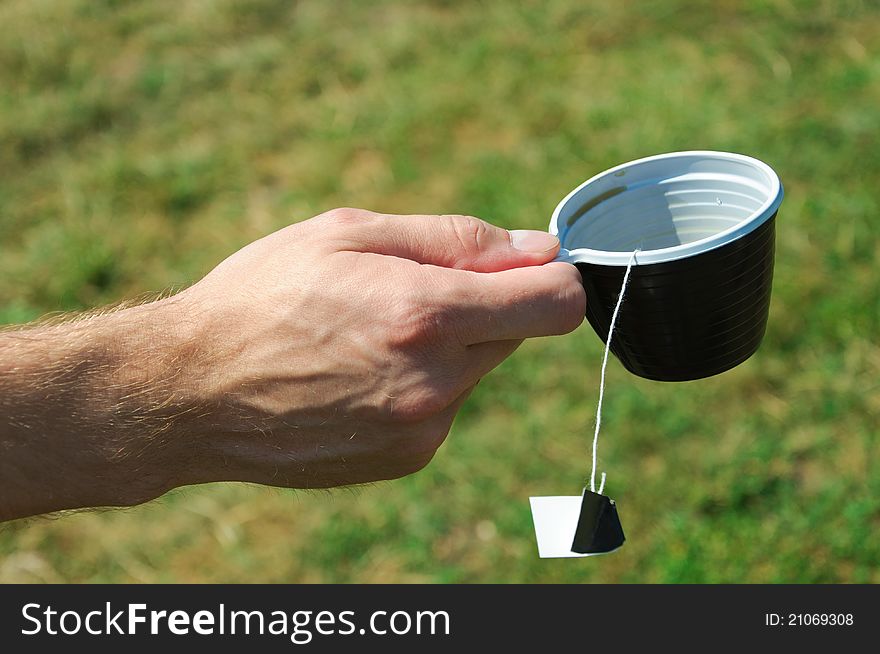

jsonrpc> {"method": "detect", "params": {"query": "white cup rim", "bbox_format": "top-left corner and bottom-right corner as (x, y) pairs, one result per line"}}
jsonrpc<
(550, 150), (783, 266)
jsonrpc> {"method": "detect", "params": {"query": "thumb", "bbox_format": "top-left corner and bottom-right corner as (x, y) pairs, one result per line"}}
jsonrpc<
(330, 210), (561, 273)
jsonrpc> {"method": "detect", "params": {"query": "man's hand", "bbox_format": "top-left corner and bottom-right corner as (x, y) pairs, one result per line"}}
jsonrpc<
(0, 209), (585, 520)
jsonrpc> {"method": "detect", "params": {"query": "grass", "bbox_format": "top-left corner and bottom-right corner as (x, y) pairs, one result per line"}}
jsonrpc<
(1, 0), (878, 583)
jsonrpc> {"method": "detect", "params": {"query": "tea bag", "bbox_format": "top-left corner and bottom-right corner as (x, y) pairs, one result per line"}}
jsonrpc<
(571, 488), (625, 553)
(530, 251), (638, 558)
(530, 490), (625, 558)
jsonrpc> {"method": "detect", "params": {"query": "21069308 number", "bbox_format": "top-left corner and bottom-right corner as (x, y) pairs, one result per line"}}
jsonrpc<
(765, 613), (854, 626)
(788, 614), (854, 626)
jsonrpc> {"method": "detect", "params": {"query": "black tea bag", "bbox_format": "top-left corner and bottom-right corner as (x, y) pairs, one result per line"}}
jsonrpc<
(571, 489), (625, 554)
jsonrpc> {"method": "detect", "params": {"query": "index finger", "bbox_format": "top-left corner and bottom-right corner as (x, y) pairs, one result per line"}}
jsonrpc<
(445, 262), (586, 344)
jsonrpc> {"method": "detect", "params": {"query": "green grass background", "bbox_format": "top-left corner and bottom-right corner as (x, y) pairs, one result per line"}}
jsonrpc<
(1, 0), (878, 583)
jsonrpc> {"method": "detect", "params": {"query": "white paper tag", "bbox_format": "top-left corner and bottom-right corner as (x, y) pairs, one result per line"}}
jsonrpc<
(529, 495), (615, 559)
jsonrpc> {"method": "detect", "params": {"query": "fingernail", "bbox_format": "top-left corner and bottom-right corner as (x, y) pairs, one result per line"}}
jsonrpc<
(509, 230), (559, 253)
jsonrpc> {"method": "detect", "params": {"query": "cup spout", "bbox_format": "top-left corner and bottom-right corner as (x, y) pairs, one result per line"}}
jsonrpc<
(554, 247), (579, 264)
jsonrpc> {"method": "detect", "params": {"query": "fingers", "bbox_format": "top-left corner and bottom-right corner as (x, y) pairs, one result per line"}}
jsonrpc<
(319, 207), (583, 341)
(414, 340), (521, 458)
(390, 344), (523, 470)
(447, 262), (587, 344)
(324, 209), (560, 273)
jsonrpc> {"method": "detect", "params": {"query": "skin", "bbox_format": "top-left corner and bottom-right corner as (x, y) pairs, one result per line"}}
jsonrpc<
(0, 208), (586, 522)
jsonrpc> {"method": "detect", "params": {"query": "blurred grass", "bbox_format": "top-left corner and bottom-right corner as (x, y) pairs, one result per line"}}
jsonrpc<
(1, 0), (878, 582)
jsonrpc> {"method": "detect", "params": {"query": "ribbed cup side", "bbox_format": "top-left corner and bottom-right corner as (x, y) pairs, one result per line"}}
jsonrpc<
(576, 214), (776, 381)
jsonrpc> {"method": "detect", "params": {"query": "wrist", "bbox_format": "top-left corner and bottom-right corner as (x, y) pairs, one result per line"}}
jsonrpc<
(0, 293), (210, 519)
(94, 293), (213, 500)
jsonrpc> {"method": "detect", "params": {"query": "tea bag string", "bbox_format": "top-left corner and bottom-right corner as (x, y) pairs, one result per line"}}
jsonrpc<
(591, 249), (640, 495)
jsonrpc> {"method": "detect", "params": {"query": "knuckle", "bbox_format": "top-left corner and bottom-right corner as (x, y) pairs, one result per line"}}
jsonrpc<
(321, 206), (376, 227)
(390, 382), (455, 424)
(387, 291), (443, 349)
(447, 215), (493, 259)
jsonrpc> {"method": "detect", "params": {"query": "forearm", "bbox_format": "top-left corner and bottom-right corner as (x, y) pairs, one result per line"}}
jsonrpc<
(0, 297), (202, 520)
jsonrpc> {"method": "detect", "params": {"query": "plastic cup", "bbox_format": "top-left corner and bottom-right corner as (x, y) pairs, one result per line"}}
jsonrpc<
(551, 151), (783, 382)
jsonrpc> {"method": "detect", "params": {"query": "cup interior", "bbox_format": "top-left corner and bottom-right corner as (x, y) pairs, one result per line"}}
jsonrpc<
(553, 152), (782, 265)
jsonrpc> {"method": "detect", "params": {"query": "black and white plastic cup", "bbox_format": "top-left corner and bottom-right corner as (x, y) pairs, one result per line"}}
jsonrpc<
(551, 151), (784, 382)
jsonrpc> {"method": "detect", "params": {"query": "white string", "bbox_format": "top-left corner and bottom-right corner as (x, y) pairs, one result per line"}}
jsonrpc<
(590, 249), (640, 494)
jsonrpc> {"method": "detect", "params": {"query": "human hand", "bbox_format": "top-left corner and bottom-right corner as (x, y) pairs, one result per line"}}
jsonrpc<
(0, 208), (585, 519)
(169, 208), (586, 490)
